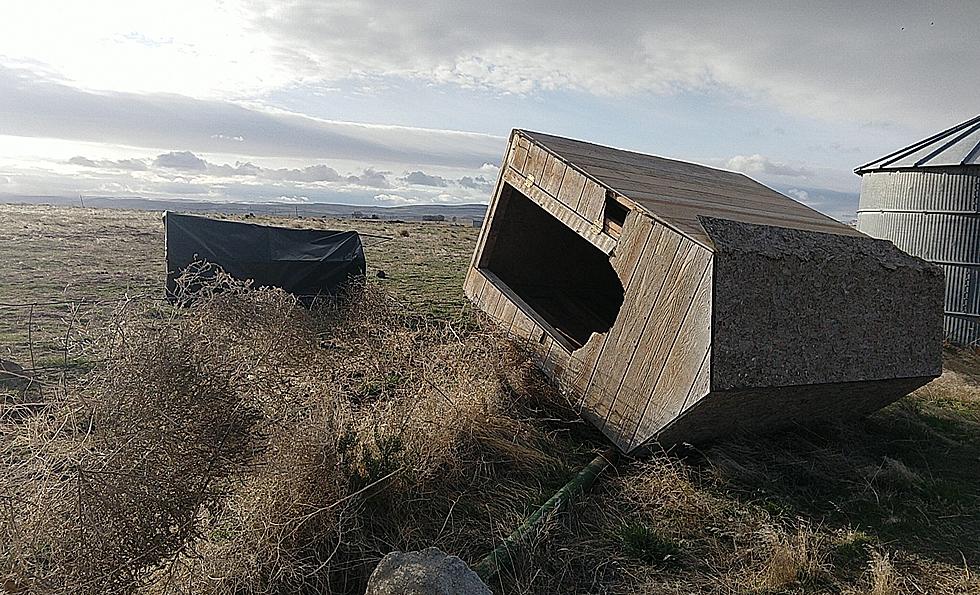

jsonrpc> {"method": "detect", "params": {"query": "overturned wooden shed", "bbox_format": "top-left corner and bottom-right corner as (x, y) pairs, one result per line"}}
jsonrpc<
(465, 130), (944, 453)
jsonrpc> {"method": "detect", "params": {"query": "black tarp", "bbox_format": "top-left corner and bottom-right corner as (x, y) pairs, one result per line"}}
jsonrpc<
(164, 212), (365, 299)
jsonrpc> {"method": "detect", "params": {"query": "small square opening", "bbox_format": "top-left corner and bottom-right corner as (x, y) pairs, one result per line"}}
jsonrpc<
(479, 184), (624, 350)
(603, 191), (630, 238)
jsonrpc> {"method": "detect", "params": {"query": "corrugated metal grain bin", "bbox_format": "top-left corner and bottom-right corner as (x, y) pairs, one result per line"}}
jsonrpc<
(466, 130), (944, 452)
(855, 114), (980, 346)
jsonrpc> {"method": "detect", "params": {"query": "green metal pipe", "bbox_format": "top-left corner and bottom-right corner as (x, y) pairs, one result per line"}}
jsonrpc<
(473, 447), (618, 581)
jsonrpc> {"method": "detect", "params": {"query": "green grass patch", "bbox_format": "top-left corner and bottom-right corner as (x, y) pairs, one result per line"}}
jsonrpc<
(615, 522), (681, 567)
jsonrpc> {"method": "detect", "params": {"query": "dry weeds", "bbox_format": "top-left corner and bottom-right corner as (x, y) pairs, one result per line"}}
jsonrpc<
(2, 257), (980, 594)
(2, 267), (575, 594)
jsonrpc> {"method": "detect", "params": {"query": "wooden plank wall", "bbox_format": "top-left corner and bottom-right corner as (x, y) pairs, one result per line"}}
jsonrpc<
(560, 215), (714, 451)
(504, 134), (614, 251)
(463, 266), (572, 374)
(463, 133), (581, 371)
(626, 261), (712, 450)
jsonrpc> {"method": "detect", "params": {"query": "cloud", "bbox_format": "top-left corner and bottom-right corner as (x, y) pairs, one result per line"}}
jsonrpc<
(54, 149), (500, 204)
(401, 170), (448, 187)
(0, 65), (504, 168)
(113, 158), (149, 171)
(374, 193), (414, 205)
(1, 3), (976, 140)
(211, 133), (245, 142)
(726, 154), (811, 178)
(2, 155), (491, 206)
(458, 175), (492, 190)
(69, 152), (348, 185)
(207, 161), (263, 177)
(69, 156), (148, 170)
(269, 164), (341, 183)
(807, 142), (862, 155)
(346, 168), (390, 188)
(773, 184), (859, 223)
(245, 1), (980, 128)
(785, 188), (809, 202)
(153, 150), (207, 170)
(68, 156), (98, 167)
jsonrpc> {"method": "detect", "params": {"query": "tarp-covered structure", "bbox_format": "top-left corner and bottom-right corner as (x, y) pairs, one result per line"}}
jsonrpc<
(165, 212), (366, 299)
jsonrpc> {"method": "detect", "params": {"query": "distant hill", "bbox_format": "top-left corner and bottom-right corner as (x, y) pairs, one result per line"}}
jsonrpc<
(0, 194), (489, 221)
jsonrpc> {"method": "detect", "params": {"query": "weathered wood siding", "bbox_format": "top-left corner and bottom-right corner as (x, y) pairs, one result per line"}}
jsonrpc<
(573, 224), (713, 451)
(465, 132), (593, 372)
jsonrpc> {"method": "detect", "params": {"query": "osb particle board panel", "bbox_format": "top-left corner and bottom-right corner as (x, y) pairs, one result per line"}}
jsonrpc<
(703, 216), (944, 391)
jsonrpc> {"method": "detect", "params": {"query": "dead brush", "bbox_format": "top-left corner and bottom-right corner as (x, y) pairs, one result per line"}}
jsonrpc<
(862, 549), (903, 595)
(2, 265), (570, 594)
(2, 267), (307, 593)
(754, 523), (830, 590)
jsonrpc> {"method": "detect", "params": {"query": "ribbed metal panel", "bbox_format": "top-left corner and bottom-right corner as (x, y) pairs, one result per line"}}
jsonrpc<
(855, 114), (980, 173)
(857, 167), (980, 345)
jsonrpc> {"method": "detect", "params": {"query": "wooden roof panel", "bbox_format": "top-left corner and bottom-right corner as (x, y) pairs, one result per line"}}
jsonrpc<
(520, 130), (863, 246)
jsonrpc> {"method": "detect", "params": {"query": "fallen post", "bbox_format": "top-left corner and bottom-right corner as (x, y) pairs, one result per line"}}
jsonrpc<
(473, 447), (617, 581)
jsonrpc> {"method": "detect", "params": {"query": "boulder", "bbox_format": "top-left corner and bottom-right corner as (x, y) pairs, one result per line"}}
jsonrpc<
(365, 547), (491, 595)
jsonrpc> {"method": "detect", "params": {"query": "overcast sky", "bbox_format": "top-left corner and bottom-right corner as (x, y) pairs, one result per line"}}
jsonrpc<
(0, 1), (976, 217)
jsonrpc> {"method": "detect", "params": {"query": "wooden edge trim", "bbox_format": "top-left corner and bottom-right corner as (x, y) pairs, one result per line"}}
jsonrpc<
(477, 268), (578, 354)
(502, 167), (617, 255)
(516, 130), (716, 253)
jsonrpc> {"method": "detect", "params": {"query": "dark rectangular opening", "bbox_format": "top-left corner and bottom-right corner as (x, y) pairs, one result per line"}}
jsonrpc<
(479, 184), (624, 350)
(603, 191), (629, 238)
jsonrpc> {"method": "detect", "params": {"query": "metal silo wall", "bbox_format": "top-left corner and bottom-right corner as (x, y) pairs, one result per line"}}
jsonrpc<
(856, 168), (980, 345)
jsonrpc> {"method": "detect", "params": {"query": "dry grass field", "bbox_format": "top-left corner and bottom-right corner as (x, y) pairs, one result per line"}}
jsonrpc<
(2, 203), (980, 594)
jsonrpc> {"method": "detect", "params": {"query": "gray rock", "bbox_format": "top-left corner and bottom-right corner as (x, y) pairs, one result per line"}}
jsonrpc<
(366, 547), (491, 595)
